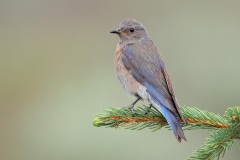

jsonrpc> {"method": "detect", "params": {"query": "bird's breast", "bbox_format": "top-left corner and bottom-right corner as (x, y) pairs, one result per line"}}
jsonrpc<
(114, 44), (149, 99)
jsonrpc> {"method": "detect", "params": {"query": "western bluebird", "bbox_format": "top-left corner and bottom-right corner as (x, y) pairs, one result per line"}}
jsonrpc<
(110, 19), (187, 142)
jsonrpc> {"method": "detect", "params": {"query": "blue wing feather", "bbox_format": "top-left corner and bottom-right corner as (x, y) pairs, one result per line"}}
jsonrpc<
(122, 45), (174, 110)
(121, 45), (186, 142)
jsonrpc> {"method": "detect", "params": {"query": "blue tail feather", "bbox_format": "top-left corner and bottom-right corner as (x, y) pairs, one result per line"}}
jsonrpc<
(150, 96), (186, 142)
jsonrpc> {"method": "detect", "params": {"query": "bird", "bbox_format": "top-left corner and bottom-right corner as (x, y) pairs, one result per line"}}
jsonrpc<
(110, 18), (187, 142)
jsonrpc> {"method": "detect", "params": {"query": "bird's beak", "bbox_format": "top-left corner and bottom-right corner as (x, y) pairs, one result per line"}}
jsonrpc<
(110, 30), (120, 34)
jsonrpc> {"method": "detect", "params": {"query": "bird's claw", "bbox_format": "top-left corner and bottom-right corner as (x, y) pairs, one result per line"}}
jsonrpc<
(123, 104), (136, 116)
(122, 96), (141, 116)
(144, 104), (153, 115)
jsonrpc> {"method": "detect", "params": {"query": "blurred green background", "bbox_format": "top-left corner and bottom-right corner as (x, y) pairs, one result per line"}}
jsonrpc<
(0, 0), (239, 159)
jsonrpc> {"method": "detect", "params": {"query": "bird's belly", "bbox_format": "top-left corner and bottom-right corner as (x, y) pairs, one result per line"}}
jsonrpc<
(114, 49), (149, 99)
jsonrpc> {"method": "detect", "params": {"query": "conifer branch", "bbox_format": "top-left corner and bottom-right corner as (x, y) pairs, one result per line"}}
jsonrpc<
(188, 126), (239, 160)
(93, 106), (231, 130)
(93, 106), (240, 159)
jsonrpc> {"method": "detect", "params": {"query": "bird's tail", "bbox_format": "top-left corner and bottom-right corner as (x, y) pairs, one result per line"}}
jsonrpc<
(150, 96), (186, 142)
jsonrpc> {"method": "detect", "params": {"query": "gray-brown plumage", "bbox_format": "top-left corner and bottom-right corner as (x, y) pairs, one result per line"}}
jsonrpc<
(111, 19), (187, 142)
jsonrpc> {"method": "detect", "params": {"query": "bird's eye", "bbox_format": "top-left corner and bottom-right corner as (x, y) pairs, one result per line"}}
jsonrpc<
(129, 28), (134, 33)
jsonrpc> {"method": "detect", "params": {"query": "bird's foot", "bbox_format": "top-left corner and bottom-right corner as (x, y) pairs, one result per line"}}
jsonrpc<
(122, 96), (141, 117)
(123, 104), (136, 116)
(144, 104), (153, 115)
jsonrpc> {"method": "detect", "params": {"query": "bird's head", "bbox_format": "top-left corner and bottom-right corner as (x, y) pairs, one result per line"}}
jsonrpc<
(110, 19), (149, 42)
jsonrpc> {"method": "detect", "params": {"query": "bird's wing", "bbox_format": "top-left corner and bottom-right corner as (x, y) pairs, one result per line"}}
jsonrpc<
(121, 43), (185, 122)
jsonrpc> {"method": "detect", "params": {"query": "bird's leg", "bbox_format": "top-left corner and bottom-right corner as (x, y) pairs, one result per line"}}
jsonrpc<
(144, 104), (153, 115)
(124, 95), (141, 115)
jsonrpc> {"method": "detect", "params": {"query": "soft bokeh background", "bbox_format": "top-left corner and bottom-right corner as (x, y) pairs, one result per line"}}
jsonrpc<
(0, 0), (239, 159)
